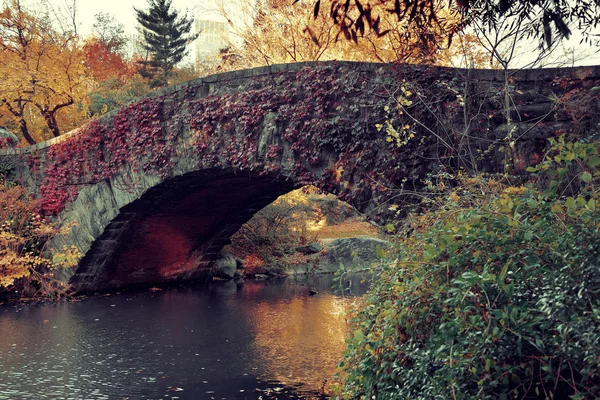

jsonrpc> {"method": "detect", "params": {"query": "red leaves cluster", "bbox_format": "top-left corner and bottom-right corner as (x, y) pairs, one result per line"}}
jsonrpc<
(82, 39), (136, 83)
(37, 96), (174, 215)
(0, 137), (15, 148)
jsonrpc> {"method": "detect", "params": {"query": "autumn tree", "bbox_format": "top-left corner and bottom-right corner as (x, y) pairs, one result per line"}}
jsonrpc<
(83, 40), (134, 84)
(0, 0), (89, 144)
(218, 0), (339, 65)
(78, 12), (150, 118)
(83, 13), (135, 84)
(217, 0), (487, 68)
(91, 11), (127, 53)
(135, 0), (196, 88)
(307, 0), (600, 52)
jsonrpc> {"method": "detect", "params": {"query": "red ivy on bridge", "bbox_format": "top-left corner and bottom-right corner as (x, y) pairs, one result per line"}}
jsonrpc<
(30, 63), (553, 219)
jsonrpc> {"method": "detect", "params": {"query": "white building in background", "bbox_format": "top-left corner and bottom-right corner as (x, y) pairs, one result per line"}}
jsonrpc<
(195, 19), (229, 67)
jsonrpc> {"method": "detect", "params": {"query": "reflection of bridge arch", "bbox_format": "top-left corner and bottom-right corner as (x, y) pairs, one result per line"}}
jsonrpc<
(3, 61), (599, 291)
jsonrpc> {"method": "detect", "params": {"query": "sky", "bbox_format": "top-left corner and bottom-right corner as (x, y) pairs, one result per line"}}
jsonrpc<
(75, 0), (223, 37)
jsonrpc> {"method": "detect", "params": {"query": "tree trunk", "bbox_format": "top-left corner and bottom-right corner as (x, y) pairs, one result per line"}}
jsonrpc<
(18, 118), (36, 145)
(504, 67), (515, 171)
(1, 99), (36, 145)
(42, 111), (61, 138)
(35, 98), (74, 138)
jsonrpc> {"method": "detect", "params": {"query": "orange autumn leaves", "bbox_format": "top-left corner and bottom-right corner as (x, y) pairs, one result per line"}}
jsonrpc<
(217, 0), (489, 69)
(83, 39), (137, 83)
(0, 1), (89, 144)
(0, 1), (137, 146)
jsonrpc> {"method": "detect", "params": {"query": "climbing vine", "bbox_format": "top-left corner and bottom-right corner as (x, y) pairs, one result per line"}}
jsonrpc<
(0, 137), (16, 148)
(36, 96), (178, 215)
(25, 63), (600, 223)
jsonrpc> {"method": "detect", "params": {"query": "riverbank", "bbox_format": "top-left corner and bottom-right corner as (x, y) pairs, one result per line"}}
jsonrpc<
(213, 236), (392, 280)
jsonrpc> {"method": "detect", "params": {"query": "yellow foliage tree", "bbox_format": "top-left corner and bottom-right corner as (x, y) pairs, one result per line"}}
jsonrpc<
(0, 0), (90, 145)
(216, 0), (489, 68)
(0, 181), (80, 297)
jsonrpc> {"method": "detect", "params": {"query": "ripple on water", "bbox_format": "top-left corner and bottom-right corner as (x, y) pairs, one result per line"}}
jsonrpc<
(0, 274), (369, 399)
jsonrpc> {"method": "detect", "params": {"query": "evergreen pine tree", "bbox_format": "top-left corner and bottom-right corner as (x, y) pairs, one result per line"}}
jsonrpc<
(134, 0), (195, 88)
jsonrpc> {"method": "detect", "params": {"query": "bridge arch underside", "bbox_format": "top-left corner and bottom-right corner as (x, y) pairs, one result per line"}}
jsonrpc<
(69, 170), (297, 292)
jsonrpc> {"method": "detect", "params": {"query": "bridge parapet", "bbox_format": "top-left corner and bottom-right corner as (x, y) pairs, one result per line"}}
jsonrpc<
(3, 61), (599, 157)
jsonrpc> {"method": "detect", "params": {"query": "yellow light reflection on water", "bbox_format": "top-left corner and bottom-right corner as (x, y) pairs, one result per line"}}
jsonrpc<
(242, 293), (354, 390)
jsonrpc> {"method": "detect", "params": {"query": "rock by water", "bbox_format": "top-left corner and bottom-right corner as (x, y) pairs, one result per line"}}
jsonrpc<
(319, 237), (391, 272)
(296, 243), (323, 254)
(285, 237), (392, 275)
(212, 253), (238, 279)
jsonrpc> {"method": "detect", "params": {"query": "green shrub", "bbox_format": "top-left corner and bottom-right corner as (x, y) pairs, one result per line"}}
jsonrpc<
(338, 137), (600, 399)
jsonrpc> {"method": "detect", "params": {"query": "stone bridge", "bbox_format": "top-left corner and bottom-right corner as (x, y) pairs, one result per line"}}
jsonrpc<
(2, 61), (599, 292)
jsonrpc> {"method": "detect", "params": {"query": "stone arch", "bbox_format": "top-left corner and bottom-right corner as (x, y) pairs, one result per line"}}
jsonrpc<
(69, 170), (297, 291)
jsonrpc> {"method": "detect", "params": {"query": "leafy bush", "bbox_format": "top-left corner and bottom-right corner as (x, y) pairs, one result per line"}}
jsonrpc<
(338, 137), (600, 399)
(242, 254), (266, 275)
(0, 181), (79, 300)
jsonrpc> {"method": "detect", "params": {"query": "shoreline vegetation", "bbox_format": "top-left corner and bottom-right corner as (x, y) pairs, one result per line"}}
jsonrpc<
(335, 137), (600, 399)
(0, 180), (79, 303)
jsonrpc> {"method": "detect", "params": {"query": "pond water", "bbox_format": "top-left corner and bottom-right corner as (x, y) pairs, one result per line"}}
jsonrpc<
(0, 274), (368, 400)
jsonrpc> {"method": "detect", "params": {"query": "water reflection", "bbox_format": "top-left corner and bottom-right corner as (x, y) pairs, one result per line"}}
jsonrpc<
(246, 294), (350, 389)
(0, 274), (367, 399)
